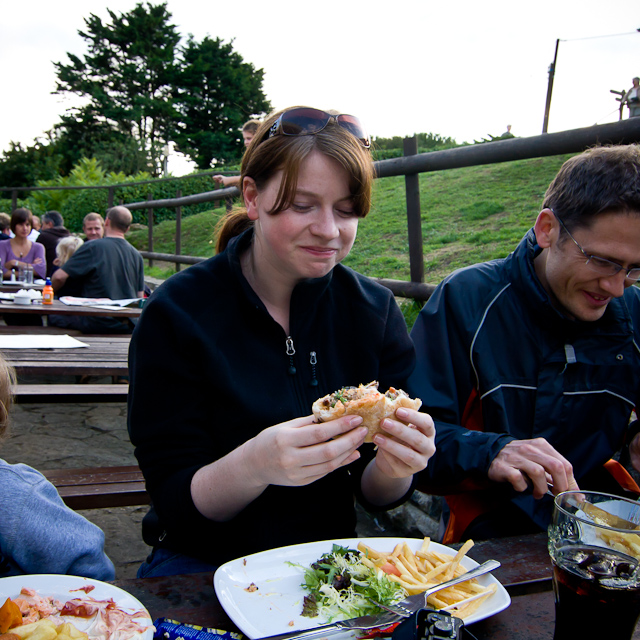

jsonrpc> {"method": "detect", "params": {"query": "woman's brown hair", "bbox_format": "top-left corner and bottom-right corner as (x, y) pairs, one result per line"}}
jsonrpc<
(215, 107), (374, 253)
(10, 208), (33, 235)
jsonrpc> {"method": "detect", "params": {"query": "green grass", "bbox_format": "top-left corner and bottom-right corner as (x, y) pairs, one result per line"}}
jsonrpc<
(127, 153), (575, 285)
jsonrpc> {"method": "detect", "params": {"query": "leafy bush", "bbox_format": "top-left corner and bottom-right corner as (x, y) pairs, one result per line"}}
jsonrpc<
(13, 157), (228, 233)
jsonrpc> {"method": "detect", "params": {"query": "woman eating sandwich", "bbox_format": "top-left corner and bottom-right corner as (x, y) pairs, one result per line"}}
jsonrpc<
(127, 107), (435, 577)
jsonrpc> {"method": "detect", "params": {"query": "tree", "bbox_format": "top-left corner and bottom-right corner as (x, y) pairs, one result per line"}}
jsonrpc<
(55, 109), (153, 175)
(3, 2), (272, 182)
(54, 2), (180, 174)
(0, 138), (63, 189)
(172, 36), (271, 169)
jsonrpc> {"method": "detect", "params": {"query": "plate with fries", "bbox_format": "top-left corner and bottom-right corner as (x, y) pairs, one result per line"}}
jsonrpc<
(0, 574), (154, 640)
(214, 537), (510, 638)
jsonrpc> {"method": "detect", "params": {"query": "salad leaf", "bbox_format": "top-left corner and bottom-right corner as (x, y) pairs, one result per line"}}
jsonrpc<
(290, 545), (406, 621)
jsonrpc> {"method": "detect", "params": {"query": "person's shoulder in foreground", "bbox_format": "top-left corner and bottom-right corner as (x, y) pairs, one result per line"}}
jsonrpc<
(410, 144), (640, 542)
(0, 460), (115, 579)
(0, 356), (114, 579)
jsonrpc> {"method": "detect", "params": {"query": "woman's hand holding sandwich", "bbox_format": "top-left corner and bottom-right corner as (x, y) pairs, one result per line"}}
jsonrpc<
(361, 407), (436, 506)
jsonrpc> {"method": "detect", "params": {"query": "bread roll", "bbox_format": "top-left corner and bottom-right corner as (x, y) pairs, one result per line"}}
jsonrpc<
(312, 381), (422, 443)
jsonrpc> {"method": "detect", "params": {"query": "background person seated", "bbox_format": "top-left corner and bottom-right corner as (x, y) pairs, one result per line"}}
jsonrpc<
(0, 353), (115, 579)
(0, 213), (10, 240)
(52, 236), (84, 297)
(409, 145), (640, 543)
(26, 215), (40, 241)
(36, 210), (70, 277)
(82, 212), (104, 241)
(50, 206), (144, 334)
(0, 209), (45, 281)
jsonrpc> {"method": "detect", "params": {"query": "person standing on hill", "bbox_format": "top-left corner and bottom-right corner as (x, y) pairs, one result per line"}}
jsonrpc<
(50, 206), (144, 334)
(623, 77), (640, 118)
(212, 119), (261, 188)
(36, 211), (70, 276)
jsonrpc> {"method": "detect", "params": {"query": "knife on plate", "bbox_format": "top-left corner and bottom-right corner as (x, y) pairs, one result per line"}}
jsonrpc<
(254, 608), (402, 640)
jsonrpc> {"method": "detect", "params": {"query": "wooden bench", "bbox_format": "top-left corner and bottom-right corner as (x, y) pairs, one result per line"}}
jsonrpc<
(13, 383), (129, 403)
(44, 465), (149, 510)
(0, 326), (83, 335)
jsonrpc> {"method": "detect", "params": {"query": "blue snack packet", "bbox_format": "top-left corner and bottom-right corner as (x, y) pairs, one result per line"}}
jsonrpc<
(153, 618), (244, 640)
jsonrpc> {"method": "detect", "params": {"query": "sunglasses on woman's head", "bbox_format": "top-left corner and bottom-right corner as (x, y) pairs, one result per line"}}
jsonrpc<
(267, 107), (371, 148)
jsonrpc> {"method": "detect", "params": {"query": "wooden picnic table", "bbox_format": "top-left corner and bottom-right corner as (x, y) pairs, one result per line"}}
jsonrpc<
(0, 298), (143, 319)
(112, 533), (613, 640)
(0, 335), (130, 377)
(0, 282), (44, 292)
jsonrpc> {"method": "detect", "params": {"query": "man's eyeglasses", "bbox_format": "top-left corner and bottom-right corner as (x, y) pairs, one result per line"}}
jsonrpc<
(552, 209), (640, 282)
(267, 107), (371, 148)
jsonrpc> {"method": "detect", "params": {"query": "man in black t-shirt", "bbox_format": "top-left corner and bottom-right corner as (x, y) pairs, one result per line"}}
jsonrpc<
(50, 207), (144, 334)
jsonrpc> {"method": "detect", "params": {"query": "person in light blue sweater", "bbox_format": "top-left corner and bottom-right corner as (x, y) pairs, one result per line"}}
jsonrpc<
(0, 357), (115, 579)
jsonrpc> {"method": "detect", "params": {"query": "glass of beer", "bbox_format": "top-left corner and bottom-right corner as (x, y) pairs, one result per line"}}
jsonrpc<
(549, 491), (640, 639)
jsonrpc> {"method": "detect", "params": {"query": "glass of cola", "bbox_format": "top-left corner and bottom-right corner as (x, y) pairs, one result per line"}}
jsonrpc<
(549, 491), (640, 639)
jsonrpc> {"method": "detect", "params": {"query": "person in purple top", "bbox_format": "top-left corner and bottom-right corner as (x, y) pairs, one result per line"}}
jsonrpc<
(0, 209), (45, 280)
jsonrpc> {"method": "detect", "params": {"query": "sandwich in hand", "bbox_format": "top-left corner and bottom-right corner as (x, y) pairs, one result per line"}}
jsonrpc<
(312, 381), (422, 443)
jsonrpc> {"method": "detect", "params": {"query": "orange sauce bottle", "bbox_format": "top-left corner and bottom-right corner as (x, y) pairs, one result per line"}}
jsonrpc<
(43, 277), (54, 305)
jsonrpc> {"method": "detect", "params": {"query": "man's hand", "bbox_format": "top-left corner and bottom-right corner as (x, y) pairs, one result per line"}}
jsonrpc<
(488, 437), (579, 498)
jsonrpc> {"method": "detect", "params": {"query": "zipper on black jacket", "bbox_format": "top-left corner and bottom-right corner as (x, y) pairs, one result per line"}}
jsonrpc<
(286, 338), (319, 387)
(309, 351), (318, 387)
(286, 336), (296, 374)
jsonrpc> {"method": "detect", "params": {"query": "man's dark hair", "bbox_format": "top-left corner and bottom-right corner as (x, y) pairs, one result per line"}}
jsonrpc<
(542, 145), (640, 232)
(43, 210), (64, 227)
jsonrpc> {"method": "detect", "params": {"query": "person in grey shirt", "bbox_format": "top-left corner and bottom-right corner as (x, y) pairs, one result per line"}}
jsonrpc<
(51, 206), (145, 334)
(0, 355), (115, 579)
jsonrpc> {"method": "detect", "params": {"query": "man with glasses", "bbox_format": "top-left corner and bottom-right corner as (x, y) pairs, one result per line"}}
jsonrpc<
(409, 145), (640, 542)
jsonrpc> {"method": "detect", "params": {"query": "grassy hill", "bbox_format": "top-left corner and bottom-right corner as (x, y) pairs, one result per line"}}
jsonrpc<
(127, 152), (575, 286)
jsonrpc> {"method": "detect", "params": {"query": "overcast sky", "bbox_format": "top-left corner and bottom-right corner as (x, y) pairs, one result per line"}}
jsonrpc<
(2, 0), (639, 175)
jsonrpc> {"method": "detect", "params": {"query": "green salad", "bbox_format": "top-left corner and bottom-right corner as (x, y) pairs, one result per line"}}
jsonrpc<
(292, 544), (406, 621)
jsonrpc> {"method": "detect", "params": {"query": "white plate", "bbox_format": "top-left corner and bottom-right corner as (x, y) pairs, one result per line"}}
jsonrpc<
(0, 574), (153, 640)
(213, 537), (510, 638)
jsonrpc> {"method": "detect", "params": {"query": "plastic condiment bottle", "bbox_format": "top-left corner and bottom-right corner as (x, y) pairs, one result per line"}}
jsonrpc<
(42, 277), (54, 305)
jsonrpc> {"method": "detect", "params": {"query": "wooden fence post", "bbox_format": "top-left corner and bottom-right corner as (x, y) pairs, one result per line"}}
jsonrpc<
(175, 189), (182, 272)
(11, 190), (17, 211)
(107, 186), (115, 209)
(403, 136), (424, 283)
(147, 193), (154, 269)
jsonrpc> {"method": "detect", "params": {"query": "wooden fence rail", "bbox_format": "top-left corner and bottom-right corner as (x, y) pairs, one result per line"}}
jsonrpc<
(134, 118), (640, 298)
(4, 119), (640, 300)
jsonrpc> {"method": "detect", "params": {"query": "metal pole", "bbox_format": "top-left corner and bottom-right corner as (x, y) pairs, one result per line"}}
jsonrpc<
(175, 189), (182, 273)
(403, 136), (424, 284)
(542, 39), (560, 134)
(147, 193), (154, 269)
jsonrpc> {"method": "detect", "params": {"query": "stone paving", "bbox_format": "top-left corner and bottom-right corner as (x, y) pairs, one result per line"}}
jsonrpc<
(2, 399), (442, 580)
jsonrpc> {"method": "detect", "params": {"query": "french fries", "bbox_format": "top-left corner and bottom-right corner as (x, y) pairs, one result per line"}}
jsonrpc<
(597, 526), (640, 558)
(357, 537), (497, 620)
